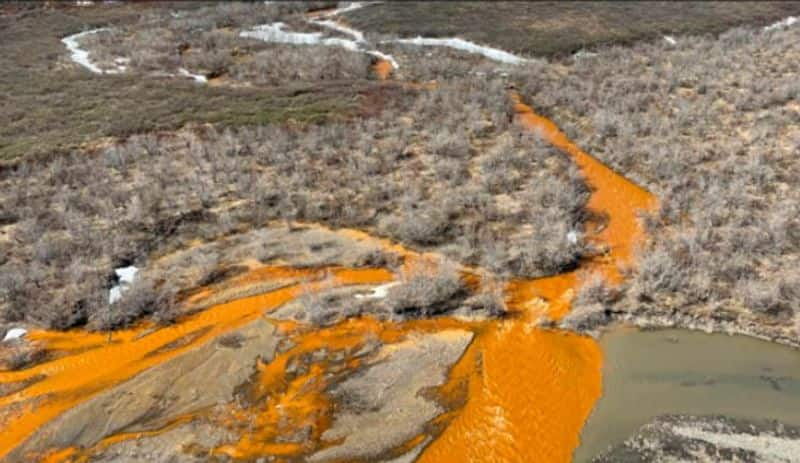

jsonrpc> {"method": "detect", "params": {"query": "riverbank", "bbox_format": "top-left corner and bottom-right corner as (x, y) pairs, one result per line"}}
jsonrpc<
(594, 415), (800, 462)
(575, 327), (800, 461)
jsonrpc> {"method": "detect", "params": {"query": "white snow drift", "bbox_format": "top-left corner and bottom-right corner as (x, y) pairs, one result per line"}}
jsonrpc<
(178, 68), (208, 83)
(2, 328), (27, 342)
(764, 16), (798, 31)
(240, 22), (361, 51)
(109, 265), (139, 304)
(388, 37), (528, 65)
(62, 28), (126, 74)
(355, 282), (400, 300)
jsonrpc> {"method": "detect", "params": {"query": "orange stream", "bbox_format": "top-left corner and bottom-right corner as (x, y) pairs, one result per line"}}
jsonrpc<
(415, 94), (657, 463)
(373, 58), (393, 80)
(1, 91), (656, 462)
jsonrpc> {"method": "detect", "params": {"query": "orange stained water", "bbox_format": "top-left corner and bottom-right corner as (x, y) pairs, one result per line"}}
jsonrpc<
(0, 266), (392, 461)
(416, 95), (658, 462)
(3, 91), (658, 463)
(373, 58), (393, 80)
(511, 92), (658, 282)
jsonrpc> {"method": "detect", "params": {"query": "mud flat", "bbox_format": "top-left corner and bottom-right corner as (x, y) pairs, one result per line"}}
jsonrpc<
(574, 328), (800, 462)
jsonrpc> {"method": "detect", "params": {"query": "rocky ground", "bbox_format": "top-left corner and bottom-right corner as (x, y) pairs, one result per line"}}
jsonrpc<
(21, 326), (474, 463)
(593, 415), (800, 462)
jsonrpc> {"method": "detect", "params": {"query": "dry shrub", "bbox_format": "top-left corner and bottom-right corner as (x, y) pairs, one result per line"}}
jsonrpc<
(386, 259), (468, 317)
(510, 22), (800, 330)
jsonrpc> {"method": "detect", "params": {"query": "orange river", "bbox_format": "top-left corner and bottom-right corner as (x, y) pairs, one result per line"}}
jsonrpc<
(0, 82), (656, 462)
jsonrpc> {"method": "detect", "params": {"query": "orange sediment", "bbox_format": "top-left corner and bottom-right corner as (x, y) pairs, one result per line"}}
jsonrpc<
(511, 92), (658, 283)
(416, 94), (657, 462)
(209, 316), (473, 460)
(39, 414), (197, 463)
(0, 266), (392, 461)
(373, 58), (393, 80)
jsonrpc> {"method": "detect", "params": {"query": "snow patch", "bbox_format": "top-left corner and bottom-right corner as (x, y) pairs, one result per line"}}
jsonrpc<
(566, 230), (579, 245)
(76, 0), (94, 6)
(241, 22), (324, 45)
(178, 68), (208, 83)
(322, 36), (361, 52)
(389, 36), (528, 65)
(109, 265), (138, 304)
(323, 2), (380, 17)
(355, 282), (400, 300)
(573, 49), (598, 60)
(764, 16), (798, 31)
(663, 35), (677, 45)
(2, 328), (27, 342)
(246, 6), (400, 74)
(62, 28), (126, 74)
(240, 22), (362, 52)
(672, 425), (800, 461)
(313, 19), (365, 42)
(62, 29), (107, 74)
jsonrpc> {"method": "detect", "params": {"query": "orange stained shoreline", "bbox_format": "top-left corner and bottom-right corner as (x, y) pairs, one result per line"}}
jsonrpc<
(38, 414), (196, 463)
(210, 315), (481, 461)
(0, 266), (393, 461)
(511, 92), (658, 282)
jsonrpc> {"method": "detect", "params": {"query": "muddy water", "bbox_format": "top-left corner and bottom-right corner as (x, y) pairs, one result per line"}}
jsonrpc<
(574, 328), (800, 461)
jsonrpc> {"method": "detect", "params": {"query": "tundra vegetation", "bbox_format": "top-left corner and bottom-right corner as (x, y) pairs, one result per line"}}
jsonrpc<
(346, 1), (800, 56)
(0, 1), (363, 165)
(77, 2), (372, 84)
(0, 12), (590, 334)
(530, 22), (800, 341)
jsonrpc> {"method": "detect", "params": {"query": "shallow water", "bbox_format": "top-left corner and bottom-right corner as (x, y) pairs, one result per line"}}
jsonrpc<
(414, 96), (656, 463)
(574, 328), (800, 462)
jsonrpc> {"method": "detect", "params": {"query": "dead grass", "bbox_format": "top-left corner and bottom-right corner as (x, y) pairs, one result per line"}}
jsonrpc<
(0, 70), (590, 330)
(346, 1), (800, 57)
(0, 3), (367, 165)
